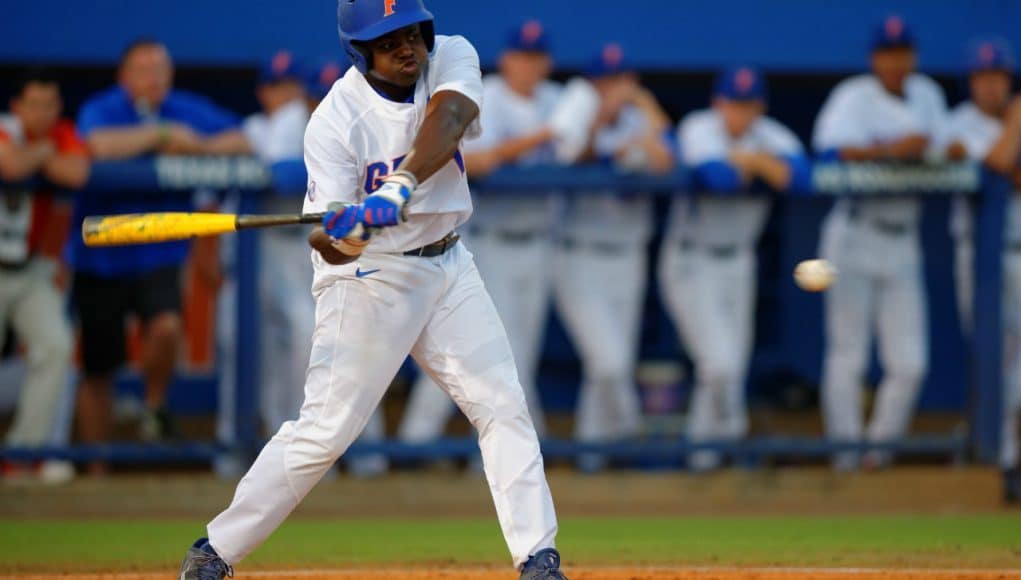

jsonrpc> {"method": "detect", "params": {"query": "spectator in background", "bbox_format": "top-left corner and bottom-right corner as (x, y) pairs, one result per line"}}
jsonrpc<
(937, 38), (1021, 503)
(551, 44), (673, 472)
(398, 21), (561, 445)
(72, 39), (249, 470)
(305, 60), (345, 112)
(660, 67), (806, 472)
(0, 69), (85, 484)
(812, 16), (947, 471)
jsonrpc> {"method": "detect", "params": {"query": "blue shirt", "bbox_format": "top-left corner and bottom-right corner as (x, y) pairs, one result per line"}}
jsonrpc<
(71, 86), (239, 276)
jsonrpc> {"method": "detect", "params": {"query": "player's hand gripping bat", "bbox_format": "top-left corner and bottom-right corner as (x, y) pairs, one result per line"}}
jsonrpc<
(81, 212), (326, 247)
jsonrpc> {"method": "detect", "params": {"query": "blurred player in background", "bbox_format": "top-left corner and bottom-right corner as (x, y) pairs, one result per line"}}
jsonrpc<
(660, 67), (806, 471)
(305, 60), (345, 110)
(0, 70), (85, 483)
(73, 40), (250, 469)
(180, 1), (565, 578)
(552, 44), (673, 472)
(937, 38), (1021, 502)
(813, 16), (947, 471)
(398, 20), (560, 445)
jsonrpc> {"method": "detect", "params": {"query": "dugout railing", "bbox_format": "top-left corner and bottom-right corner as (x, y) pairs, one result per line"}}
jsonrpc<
(0, 157), (1008, 467)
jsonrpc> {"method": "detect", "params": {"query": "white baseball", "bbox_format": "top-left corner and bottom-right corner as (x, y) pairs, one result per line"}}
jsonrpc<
(794, 259), (837, 292)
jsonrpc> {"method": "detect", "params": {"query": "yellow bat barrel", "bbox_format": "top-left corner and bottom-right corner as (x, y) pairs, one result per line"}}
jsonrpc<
(82, 212), (238, 247)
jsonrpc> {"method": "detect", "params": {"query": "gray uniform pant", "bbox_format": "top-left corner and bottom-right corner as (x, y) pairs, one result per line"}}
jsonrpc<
(0, 258), (72, 446)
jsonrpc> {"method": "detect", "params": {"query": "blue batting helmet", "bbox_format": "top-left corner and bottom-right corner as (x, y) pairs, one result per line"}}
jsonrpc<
(337, 0), (435, 74)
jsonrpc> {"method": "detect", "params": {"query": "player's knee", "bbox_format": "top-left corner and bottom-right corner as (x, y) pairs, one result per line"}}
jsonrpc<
(27, 327), (73, 367)
(146, 313), (182, 348)
(887, 354), (927, 388)
(469, 390), (531, 437)
(825, 347), (868, 378)
(699, 358), (740, 390)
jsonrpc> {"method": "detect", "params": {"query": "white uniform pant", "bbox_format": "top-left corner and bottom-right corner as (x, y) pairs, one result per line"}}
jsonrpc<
(659, 240), (756, 470)
(955, 238), (1021, 470)
(399, 232), (550, 442)
(217, 231), (387, 470)
(551, 241), (645, 451)
(207, 243), (557, 568)
(0, 258), (72, 447)
(820, 214), (928, 470)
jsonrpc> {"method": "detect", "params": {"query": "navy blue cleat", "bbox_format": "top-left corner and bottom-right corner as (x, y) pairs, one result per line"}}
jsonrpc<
(519, 548), (568, 579)
(179, 537), (233, 579)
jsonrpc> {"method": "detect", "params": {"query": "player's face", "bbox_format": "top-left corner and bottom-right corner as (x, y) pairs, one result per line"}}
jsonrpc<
(12, 82), (62, 138)
(365, 24), (428, 87)
(970, 70), (1012, 115)
(871, 47), (916, 94)
(257, 80), (306, 114)
(714, 98), (764, 138)
(120, 45), (173, 106)
(499, 51), (552, 94)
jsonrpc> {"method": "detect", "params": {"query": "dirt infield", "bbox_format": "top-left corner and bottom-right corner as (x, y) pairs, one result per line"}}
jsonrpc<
(13, 568), (1021, 580)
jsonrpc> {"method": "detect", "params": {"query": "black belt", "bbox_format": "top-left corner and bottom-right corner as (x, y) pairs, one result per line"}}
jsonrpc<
(403, 232), (460, 257)
(0, 259), (29, 271)
(848, 210), (910, 236)
(559, 238), (629, 255)
(679, 240), (739, 259)
(469, 227), (542, 244)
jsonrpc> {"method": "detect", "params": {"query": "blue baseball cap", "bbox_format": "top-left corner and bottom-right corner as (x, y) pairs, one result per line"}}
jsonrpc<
(259, 50), (303, 85)
(587, 43), (627, 78)
(714, 66), (767, 102)
(305, 59), (349, 100)
(967, 38), (1015, 74)
(505, 20), (550, 53)
(872, 15), (915, 51)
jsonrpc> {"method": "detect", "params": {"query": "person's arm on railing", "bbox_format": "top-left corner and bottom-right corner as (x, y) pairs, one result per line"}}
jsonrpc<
(198, 130), (253, 156)
(837, 135), (929, 162)
(983, 97), (1021, 175)
(41, 150), (89, 189)
(0, 139), (54, 181)
(464, 128), (553, 177)
(730, 151), (792, 191)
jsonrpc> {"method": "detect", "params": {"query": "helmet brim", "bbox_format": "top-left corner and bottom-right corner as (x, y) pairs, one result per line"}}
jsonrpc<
(343, 9), (434, 45)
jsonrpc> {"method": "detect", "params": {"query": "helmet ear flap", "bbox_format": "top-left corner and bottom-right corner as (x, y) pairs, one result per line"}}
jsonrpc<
(420, 20), (435, 52)
(348, 42), (373, 74)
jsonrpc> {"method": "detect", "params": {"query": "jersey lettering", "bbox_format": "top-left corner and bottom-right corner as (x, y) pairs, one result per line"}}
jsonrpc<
(363, 151), (464, 194)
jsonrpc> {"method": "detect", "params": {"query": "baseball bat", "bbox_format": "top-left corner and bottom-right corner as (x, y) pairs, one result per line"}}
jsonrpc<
(81, 212), (326, 247)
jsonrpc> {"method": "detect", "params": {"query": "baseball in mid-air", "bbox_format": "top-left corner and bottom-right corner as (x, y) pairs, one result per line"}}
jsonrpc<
(794, 259), (837, 292)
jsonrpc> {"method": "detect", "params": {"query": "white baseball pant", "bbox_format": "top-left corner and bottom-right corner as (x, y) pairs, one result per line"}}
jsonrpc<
(0, 257), (72, 447)
(659, 240), (756, 470)
(207, 242), (558, 568)
(551, 242), (645, 469)
(398, 231), (551, 441)
(820, 212), (928, 470)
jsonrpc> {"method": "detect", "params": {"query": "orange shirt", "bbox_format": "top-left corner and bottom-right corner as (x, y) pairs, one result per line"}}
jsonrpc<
(0, 118), (86, 261)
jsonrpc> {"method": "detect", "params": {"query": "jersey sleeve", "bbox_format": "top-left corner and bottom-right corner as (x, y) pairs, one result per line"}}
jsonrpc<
(302, 114), (361, 213)
(678, 113), (728, 165)
(937, 109), (997, 161)
(430, 36), (483, 139)
(461, 79), (501, 153)
(180, 93), (241, 135)
(76, 97), (114, 137)
(255, 105), (307, 163)
(812, 82), (871, 153)
(53, 121), (89, 156)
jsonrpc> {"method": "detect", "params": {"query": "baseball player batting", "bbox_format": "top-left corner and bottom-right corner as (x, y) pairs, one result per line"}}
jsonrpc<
(178, 1), (566, 578)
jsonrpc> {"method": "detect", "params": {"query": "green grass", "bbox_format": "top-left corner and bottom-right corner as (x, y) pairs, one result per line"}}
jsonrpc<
(2, 515), (1021, 572)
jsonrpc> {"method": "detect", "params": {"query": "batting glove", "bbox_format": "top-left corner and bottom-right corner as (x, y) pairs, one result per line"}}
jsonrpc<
(322, 202), (363, 240)
(362, 170), (417, 227)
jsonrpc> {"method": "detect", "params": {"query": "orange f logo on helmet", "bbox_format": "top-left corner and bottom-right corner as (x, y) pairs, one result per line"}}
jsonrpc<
(383, 0), (397, 16)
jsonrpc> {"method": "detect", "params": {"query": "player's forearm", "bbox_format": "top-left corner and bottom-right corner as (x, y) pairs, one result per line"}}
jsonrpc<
(43, 154), (91, 189)
(309, 227), (359, 266)
(86, 126), (164, 160)
(0, 142), (55, 181)
(200, 130), (253, 156)
(750, 153), (793, 190)
(398, 91), (479, 183)
(983, 123), (1021, 176)
(637, 133), (675, 174)
(632, 90), (671, 135)
(490, 128), (553, 165)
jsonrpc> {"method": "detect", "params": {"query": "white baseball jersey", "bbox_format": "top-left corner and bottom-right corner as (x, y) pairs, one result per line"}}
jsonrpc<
(937, 102), (1021, 241)
(0, 114), (32, 263)
(302, 34), (482, 290)
(667, 109), (803, 247)
(560, 105), (655, 245)
(464, 75), (562, 233)
(813, 74), (947, 225)
(243, 98), (308, 163)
